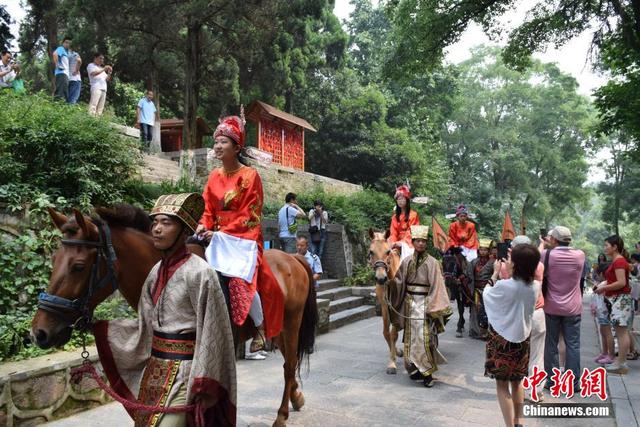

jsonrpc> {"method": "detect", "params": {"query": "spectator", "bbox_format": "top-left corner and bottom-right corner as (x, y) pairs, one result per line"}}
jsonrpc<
(592, 253), (608, 283)
(136, 90), (159, 152)
(501, 235), (546, 402)
(483, 244), (540, 427)
(67, 48), (82, 104)
(296, 236), (322, 290)
(277, 193), (305, 253)
(0, 50), (20, 89)
(635, 242), (640, 255)
(52, 37), (71, 100)
(538, 226), (585, 390)
(580, 258), (590, 295)
(308, 200), (329, 258)
(594, 235), (633, 374)
(629, 253), (640, 360)
(87, 53), (112, 116)
(593, 261), (615, 366)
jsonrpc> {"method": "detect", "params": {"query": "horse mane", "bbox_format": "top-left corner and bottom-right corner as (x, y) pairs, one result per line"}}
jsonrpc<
(93, 204), (151, 234)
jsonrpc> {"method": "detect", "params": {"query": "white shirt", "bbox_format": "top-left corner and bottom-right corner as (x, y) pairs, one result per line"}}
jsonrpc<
(483, 277), (539, 343)
(68, 51), (81, 82)
(87, 62), (108, 91)
(308, 209), (328, 230)
(0, 62), (15, 87)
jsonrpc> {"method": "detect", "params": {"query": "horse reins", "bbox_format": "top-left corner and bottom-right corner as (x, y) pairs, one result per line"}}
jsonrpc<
(37, 221), (119, 334)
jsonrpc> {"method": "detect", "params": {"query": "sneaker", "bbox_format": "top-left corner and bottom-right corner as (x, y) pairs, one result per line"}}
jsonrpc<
(599, 355), (615, 365)
(605, 363), (629, 374)
(455, 329), (463, 338)
(245, 351), (266, 361)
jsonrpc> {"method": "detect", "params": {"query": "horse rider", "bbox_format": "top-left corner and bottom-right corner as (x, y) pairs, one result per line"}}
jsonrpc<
(93, 193), (237, 426)
(447, 204), (479, 262)
(388, 184), (420, 261)
(391, 225), (452, 387)
(195, 113), (284, 359)
(466, 238), (495, 340)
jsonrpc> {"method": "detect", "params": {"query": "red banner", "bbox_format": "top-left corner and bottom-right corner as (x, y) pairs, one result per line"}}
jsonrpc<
(432, 216), (449, 253)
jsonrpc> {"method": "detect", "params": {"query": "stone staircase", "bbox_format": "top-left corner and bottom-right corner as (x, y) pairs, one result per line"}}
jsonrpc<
(316, 279), (376, 331)
(140, 153), (181, 183)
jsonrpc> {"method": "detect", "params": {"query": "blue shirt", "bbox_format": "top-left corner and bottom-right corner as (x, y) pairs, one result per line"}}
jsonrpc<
(54, 46), (69, 76)
(278, 204), (299, 238)
(137, 97), (157, 126)
(303, 250), (322, 288)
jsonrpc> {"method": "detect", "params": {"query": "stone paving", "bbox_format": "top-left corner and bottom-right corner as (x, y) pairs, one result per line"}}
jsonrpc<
(46, 297), (631, 427)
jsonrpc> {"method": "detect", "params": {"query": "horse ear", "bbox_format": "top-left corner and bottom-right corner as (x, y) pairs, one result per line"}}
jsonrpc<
(368, 228), (375, 239)
(384, 229), (391, 240)
(73, 209), (89, 236)
(48, 207), (68, 230)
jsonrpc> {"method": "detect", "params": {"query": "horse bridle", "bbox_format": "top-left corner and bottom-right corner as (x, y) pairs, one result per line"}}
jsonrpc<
(37, 221), (119, 331)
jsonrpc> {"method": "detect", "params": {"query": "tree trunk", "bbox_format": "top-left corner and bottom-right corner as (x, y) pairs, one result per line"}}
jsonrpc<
(613, 187), (621, 235)
(42, 0), (58, 95)
(183, 23), (201, 151)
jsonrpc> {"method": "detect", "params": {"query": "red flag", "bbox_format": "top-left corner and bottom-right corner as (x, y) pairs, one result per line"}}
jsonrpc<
(501, 210), (517, 241)
(432, 216), (449, 252)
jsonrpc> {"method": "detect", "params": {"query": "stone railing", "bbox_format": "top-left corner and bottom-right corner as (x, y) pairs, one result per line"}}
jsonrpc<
(0, 347), (110, 426)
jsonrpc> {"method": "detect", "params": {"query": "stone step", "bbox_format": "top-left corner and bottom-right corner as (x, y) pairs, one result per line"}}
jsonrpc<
(316, 279), (342, 293)
(141, 154), (181, 183)
(316, 287), (352, 301)
(329, 296), (365, 315)
(329, 305), (376, 330)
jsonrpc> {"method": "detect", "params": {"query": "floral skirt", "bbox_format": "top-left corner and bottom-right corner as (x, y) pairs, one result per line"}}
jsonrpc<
(484, 327), (530, 381)
(606, 293), (633, 327)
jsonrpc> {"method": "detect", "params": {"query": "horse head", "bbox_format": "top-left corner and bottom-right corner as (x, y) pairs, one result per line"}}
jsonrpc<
(31, 204), (158, 349)
(368, 228), (393, 285)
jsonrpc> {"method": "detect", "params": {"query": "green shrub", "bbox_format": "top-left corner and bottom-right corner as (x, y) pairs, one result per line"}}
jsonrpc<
(0, 92), (140, 209)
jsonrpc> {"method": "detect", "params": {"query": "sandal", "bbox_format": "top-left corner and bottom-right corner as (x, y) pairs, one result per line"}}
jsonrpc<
(626, 351), (639, 360)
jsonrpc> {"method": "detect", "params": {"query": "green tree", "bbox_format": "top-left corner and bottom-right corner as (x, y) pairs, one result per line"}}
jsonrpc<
(441, 47), (594, 235)
(597, 132), (640, 234)
(0, 5), (13, 51)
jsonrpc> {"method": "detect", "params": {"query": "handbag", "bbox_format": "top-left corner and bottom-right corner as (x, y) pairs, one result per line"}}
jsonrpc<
(286, 207), (298, 234)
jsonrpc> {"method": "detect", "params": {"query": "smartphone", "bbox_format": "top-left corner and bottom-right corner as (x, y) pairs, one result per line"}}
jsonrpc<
(497, 242), (510, 260)
(540, 228), (547, 239)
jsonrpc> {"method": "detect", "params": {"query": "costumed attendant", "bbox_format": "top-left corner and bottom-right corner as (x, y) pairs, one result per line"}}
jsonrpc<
(448, 204), (479, 262)
(392, 225), (452, 387)
(388, 184), (420, 261)
(196, 114), (284, 359)
(484, 244), (540, 427)
(93, 193), (236, 427)
(466, 239), (494, 340)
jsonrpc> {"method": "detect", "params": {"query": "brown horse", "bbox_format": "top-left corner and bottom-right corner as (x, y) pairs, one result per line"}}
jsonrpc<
(31, 205), (317, 427)
(368, 229), (403, 374)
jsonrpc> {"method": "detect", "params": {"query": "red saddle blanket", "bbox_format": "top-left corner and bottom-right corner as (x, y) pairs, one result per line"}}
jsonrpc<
(228, 253), (283, 338)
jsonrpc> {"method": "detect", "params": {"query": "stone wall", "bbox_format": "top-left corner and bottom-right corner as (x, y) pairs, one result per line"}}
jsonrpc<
(161, 148), (362, 206)
(0, 349), (110, 426)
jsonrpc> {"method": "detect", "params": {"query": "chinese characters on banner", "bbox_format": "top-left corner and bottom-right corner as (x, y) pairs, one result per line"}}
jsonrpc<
(522, 366), (607, 402)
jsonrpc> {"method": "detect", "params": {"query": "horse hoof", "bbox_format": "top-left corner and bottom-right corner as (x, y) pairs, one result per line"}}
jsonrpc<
(396, 348), (404, 358)
(291, 391), (305, 411)
(272, 415), (287, 427)
(386, 367), (397, 375)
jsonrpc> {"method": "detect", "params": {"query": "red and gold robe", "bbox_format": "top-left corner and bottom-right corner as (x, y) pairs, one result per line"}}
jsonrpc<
(447, 220), (479, 250)
(389, 210), (420, 247)
(93, 250), (236, 427)
(201, 166), (283, 338)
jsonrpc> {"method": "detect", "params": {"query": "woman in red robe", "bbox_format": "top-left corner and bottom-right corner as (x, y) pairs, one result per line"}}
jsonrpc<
(388, 184), (420, 260)
(447, 204), (479, 262)
(196, 114), (283, 358)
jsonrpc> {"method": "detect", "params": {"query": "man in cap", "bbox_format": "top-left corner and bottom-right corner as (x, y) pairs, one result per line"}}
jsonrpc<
(93, 193), (237, 426)
(466, 238), (495, 340)
(539, 226), (585, 391)
(391, 225), (452, 387)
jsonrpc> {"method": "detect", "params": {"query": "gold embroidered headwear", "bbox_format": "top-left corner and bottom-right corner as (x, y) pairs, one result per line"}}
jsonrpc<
(150, 193), (204, 232)
(411, 225), (430, 241)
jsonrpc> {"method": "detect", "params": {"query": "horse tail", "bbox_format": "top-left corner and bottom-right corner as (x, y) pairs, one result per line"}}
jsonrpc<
(292, 254), (318, 374)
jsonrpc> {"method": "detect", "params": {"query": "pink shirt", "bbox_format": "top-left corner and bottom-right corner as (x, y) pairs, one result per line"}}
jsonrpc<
(541, 247), (585, 316)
